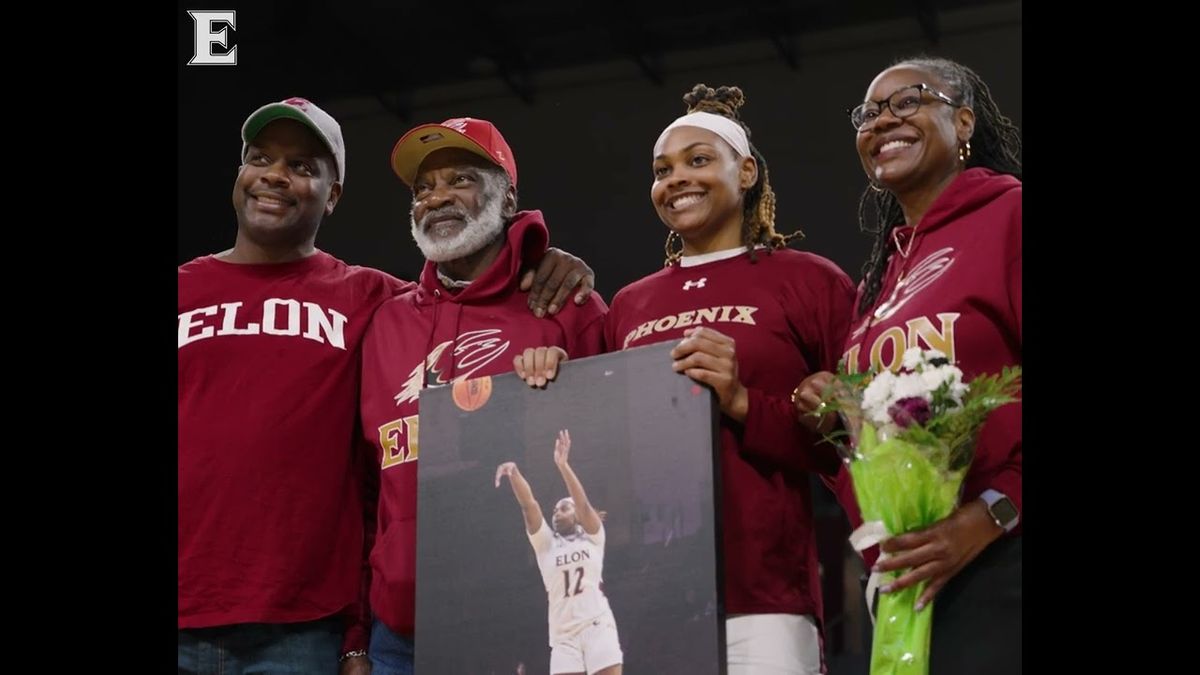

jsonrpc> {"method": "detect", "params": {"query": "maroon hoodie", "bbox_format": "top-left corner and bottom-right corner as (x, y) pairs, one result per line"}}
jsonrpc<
(359, 210), (608, 636)
(829, 167), (1022, 565)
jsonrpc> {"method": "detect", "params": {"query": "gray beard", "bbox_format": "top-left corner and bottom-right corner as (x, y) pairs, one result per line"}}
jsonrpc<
(410, 188), (507, 263)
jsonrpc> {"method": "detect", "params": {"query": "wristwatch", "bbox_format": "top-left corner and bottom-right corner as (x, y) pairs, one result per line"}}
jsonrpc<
(979, 489), (1019, 532)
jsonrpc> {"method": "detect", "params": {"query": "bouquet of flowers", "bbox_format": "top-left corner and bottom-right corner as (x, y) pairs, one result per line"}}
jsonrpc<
(816, 347), (1021, 675)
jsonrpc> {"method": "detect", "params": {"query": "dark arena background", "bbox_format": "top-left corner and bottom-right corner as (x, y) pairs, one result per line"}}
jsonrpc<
(178, 3), (1020, 671)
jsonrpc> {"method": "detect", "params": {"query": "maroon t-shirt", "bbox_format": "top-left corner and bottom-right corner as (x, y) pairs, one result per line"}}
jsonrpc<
(178, 250), (409, 652)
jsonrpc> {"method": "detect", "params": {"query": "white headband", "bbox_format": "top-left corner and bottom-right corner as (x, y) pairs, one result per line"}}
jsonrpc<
(653, 111), (751, 159)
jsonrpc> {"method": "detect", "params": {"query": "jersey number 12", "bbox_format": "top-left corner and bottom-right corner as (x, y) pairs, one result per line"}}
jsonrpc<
(562, 567), (584, 598)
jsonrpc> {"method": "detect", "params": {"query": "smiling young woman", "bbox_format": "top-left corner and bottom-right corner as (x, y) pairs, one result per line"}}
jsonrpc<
(604, 83), (857, 674)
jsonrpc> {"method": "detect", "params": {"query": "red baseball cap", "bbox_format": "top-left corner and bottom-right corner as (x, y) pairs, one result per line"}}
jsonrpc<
(391, 117), (518, 188)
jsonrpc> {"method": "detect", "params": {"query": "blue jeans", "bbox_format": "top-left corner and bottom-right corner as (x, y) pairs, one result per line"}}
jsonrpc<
(178, 618), (342, 674)
(369, 619), (414, 675)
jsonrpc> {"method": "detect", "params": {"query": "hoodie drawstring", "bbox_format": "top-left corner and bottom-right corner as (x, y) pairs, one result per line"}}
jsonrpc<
(449, 302), (465, 382)
(422, 289), (442, 389)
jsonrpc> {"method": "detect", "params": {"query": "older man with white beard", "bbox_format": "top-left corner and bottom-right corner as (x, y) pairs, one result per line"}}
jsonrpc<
(355, 118), (610, 674)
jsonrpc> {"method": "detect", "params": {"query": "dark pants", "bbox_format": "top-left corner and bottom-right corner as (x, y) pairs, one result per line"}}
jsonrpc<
(863, 535), (1022, 675)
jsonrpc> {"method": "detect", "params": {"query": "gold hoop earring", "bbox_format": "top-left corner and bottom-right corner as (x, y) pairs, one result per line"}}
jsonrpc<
(663, 231), (683, 266)
(869, 181), (886, 193)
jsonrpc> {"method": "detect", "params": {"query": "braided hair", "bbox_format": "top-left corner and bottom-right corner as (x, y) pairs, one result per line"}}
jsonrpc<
(856, 57), (1022, 315)
(663, 83), (803, 265)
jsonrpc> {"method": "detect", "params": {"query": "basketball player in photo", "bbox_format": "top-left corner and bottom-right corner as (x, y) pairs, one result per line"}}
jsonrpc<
(495, 429), (623, 675)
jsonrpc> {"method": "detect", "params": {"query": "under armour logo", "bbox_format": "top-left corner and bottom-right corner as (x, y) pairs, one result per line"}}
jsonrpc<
(682, 278), (707, 290)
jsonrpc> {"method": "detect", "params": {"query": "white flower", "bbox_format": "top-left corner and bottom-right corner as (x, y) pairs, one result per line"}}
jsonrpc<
(862, 371), (896, 422)
(918, 363), (968, 405)
(870, 404), (893, 426)
(901, 347), (926, 371)
(893, 372), (932, 402)
(920, 365), (958, 392)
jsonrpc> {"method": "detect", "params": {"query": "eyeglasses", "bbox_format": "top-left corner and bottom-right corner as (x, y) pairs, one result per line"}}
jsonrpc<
(847, 83), (962, 131)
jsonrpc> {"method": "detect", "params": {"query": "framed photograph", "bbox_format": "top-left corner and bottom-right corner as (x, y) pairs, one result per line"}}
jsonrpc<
(415, 340), (724, 674)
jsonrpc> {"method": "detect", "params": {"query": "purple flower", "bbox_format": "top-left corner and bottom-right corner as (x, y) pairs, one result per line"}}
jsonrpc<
(888, 396), (932, 428)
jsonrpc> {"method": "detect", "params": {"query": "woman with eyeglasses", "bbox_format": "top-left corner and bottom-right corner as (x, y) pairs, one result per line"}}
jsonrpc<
(793, 56), (1022, 674)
